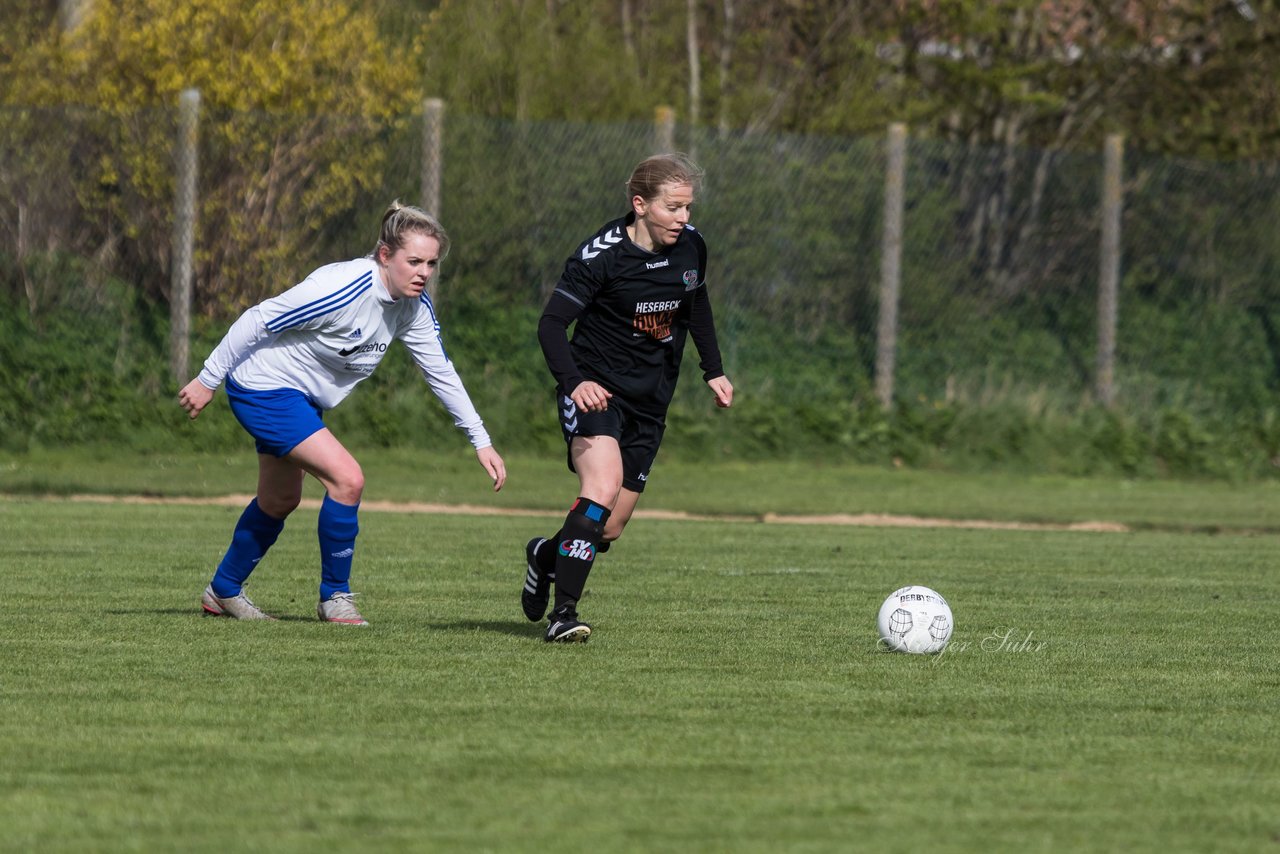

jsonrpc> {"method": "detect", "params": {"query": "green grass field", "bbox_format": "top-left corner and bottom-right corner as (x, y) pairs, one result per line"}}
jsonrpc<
(2, 452), (1278, 852)
(3, 446), (1278, 531)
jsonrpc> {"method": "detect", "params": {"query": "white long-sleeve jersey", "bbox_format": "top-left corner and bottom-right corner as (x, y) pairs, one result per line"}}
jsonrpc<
(196, 257), (492, 449)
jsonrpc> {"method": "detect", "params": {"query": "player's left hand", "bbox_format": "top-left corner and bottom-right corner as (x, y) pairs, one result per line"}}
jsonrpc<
(477, 446), (507, 492)
(707, 375), (734, 408)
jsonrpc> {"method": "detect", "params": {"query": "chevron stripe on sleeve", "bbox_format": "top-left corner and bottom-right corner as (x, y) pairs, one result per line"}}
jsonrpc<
(580, 227), (623, 260)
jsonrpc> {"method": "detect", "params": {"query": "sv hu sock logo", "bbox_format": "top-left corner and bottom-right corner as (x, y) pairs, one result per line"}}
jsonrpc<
(558, 539), (596, 561)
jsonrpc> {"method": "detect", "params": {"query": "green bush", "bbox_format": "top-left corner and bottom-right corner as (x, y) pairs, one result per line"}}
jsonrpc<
(1, 265), (1276, 480)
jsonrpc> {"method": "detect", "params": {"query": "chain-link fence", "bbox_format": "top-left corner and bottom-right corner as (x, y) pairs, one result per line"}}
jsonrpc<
(2, 100), (1277, 465)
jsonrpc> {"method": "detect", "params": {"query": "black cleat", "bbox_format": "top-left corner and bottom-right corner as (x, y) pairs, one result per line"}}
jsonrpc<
(545, 608), (591, 643)
(521, 537), (552, 622)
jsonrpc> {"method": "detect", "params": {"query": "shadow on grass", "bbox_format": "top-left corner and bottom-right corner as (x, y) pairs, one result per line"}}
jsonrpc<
(425, 619), (542, 639)
(105, 609), (316, 623)
(104, 611), (547, 636)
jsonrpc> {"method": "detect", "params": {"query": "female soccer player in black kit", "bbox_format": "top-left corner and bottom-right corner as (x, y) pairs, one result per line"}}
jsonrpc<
(522, 154), (734, 642)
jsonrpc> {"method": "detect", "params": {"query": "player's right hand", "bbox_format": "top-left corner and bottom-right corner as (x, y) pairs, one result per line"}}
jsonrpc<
(178, 378), (215, 420)
(571, 380), (612, 413)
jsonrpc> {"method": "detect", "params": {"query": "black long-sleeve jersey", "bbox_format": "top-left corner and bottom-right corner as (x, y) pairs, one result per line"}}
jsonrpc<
(538, 213), (726, 416)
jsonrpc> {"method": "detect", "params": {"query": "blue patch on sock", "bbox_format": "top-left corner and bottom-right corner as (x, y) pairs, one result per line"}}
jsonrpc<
(576, 498), (608, 523)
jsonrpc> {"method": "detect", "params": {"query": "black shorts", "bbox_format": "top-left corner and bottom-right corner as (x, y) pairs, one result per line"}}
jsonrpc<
(556, 388), (665, 493)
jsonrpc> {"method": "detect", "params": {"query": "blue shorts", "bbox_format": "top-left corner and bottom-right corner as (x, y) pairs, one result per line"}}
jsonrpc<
(225, 377), (325, 458)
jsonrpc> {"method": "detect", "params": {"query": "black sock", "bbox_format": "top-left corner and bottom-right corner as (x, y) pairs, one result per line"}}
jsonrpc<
(539, 533), (610, 579)
(551, 497), (610, 616)
(535, 536), (557, 577)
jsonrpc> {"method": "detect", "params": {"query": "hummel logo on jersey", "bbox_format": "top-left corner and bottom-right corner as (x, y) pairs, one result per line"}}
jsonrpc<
(581, 227), (623, 260)
(559, 538), (596, 561)
(645, 258), (669, 270)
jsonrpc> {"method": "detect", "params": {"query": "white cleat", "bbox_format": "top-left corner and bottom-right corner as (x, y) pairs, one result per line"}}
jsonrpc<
(317, 591), (369, 626)
(201, 585), (276, 620)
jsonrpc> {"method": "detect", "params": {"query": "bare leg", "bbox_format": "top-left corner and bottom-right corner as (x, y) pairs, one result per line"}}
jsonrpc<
(570, 434), (623, 508)
(543, 436), (626, 629)
(253, 453), (306, 520)
(603, 487), (642, 543)
(284, 429), (366, 606)
(282, 428), (364, 505)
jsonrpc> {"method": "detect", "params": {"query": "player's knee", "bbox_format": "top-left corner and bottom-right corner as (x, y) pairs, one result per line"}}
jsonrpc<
(325, 464), (364, 505)
(580, 476), (622, 507)
(259, 492), (301, 519)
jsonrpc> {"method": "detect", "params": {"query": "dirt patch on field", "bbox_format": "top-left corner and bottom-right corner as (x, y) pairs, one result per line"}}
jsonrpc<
(49, 493), (1131, 533)
(761, 512), (1129, 533)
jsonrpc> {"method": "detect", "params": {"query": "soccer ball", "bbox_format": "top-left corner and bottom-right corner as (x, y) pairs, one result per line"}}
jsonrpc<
(877, 585), (954, 654)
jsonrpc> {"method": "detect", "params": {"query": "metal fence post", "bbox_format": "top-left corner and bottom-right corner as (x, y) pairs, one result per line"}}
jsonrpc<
(421, 97), (444, 217)
(1096, 134), (1123, 408)
(421, 97), (444, 304)
(170, 88), (199, 386)
(876, 123), (907, 409)
(58, 0), (91, 31)
(655, 105), (676, 153)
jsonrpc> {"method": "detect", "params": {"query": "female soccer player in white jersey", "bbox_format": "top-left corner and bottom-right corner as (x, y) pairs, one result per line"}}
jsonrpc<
(522, 154), (734, 642)
(178, 202), (506, 625)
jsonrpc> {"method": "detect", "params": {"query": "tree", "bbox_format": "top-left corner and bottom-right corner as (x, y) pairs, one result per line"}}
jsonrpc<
(3, 0), (424, 313)
(419, 0), (667, 122)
